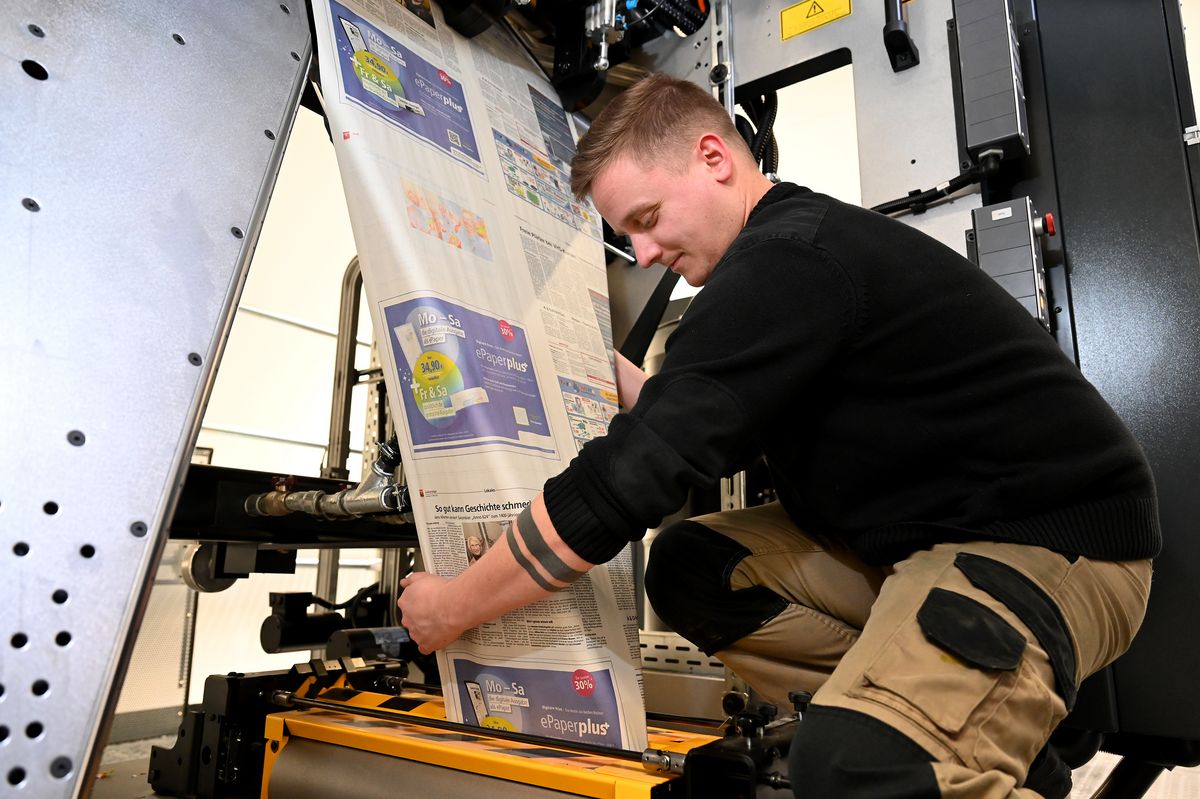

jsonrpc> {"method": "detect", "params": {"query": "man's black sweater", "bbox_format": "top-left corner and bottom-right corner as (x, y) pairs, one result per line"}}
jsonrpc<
(545, 183), (1161, 566)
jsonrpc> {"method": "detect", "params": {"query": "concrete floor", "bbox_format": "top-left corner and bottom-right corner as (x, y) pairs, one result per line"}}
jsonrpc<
(1071, 752), (1200, 799)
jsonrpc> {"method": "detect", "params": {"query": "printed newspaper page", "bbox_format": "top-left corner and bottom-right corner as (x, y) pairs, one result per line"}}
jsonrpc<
(314, 0), (647, 751)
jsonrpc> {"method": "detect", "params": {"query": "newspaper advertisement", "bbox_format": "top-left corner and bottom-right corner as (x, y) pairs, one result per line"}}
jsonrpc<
(315, 0), (646, 751)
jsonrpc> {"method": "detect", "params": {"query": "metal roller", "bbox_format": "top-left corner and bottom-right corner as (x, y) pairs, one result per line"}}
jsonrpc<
(268, 739), (579, 799)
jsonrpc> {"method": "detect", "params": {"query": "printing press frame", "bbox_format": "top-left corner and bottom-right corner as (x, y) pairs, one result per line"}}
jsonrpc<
(146, 656), (807, 799)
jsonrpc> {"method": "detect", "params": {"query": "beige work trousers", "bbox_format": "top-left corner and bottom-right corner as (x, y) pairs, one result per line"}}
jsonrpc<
(692, 502), (1152, 798)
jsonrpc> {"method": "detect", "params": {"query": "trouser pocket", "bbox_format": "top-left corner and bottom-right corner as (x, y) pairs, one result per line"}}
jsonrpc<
(848, 588), (1025, 737)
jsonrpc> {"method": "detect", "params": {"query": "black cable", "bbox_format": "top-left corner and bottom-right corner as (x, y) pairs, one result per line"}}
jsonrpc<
(648, 0), (706, 35)
(735, 114), (757, 153)
(738, 92), (778, 175)
(345, 581), (380, 627)
(746, 96), (766, 161)
(764, 132), (779, 174)
(311, 582), (380, 613)
(750, 92), (778, 164)
(869, 155), (1000, 217)
(870, 171), (979, 216)
(669, 0), (707, 28)
(628, 0), (666, 27)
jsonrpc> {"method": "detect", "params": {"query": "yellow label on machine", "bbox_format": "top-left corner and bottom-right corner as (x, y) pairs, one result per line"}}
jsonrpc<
(781, 0), (852, 40)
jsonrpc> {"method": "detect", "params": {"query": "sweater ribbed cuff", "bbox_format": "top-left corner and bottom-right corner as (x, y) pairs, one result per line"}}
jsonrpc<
(543, 468), (631, 565)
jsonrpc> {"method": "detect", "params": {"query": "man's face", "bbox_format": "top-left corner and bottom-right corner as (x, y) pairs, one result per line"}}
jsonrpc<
(591, 151), (738, 287)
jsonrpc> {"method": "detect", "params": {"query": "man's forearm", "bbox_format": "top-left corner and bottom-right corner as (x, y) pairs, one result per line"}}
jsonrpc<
(614, 350), (649, 409)
(442, 493), (595, 632)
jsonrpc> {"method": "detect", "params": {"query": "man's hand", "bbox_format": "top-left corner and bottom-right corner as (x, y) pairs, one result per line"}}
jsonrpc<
(395, 495), (595, 655)
(398, 571), (461, 654)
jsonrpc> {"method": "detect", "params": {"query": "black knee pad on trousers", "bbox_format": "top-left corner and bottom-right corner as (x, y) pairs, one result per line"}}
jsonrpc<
(644, 520), (788, 655)
(788, 706), (939, 799)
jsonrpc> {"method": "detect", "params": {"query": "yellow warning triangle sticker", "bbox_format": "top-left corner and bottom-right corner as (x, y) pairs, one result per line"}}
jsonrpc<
(781, 0), (850, 41)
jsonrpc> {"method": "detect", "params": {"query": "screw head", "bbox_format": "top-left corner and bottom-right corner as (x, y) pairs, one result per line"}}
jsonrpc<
(22, 198), (40, 212)
(708, 63), (728, 84)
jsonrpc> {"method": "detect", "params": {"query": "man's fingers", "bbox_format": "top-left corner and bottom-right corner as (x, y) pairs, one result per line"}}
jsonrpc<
(399, 571), (428, 588)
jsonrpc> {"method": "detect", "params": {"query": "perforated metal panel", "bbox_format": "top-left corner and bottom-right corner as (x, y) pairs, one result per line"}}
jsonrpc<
(0, 3), (310, 796)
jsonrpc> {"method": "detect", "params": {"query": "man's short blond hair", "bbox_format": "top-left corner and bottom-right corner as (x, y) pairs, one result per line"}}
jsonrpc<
(570, 73), (747, 201)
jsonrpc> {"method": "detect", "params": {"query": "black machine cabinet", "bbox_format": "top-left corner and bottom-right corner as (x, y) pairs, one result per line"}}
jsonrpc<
(1036, 0), (1200, 747)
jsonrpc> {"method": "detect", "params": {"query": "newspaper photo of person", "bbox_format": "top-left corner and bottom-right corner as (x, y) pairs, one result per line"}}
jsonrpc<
(462, 521), (504, 566)
(465, 532), (485, 565)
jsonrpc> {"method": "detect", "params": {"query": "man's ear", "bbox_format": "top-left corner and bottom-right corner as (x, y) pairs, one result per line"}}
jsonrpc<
(695, 133), (735, 181)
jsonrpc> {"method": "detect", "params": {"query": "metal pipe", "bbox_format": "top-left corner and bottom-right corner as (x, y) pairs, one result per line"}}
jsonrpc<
(380, 547), (413, 627)
(246, 436), (410, 522)
(884, 0), (904, 33)
(322, 256), (363, 480)
(314, 550), (340, 608)
(243, 468), (406, 520)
